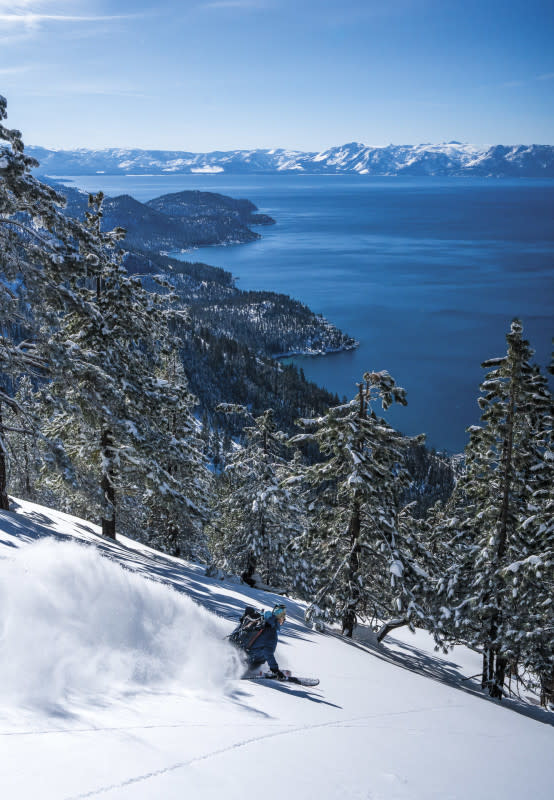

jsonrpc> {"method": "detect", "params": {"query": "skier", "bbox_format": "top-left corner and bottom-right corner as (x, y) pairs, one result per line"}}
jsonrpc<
(246, 603), (287, 680)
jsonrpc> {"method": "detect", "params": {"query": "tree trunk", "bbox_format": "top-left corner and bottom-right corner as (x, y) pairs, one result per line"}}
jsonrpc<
(481, 647), (494, 691)
(341, 608), (357, 638)
(491, 652), (507, 699)
(342, 385), (367, 638)
(377, 617), (408, 643)
(497, 349), (517, 563)
(481, 644), (496, 694)
(342, 497), (361, 637)
(540, 666), (554, 709)
(484, 352), (518, 698)
(486, 645), (496, 692)
(482, 644), (506, 699)
(23, 433), (32, 499)
(101, 427), (116, 539)
(0, 405), (10, 511)
(241, 551), (257, 587)
(167, 522), (181, 558)
(482, 650), (489, 690)
(101, 488), (116, 539)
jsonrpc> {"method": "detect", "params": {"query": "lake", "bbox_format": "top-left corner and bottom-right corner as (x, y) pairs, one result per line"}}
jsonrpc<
(54, 174), (554, 453)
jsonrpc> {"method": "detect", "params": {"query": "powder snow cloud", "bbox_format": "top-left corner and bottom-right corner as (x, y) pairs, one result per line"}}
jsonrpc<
(0, 539), (241, 711)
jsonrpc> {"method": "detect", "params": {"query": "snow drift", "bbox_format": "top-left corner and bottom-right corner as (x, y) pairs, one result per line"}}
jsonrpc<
(0, 539), (240, 710)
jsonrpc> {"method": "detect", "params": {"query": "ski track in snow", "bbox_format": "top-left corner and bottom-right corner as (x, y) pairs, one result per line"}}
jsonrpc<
(0, 721), (283, 737)
(62, 705), (463, 800)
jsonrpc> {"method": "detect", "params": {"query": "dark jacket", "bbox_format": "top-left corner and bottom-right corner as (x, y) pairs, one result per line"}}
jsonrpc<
(248, 613), (281, 671)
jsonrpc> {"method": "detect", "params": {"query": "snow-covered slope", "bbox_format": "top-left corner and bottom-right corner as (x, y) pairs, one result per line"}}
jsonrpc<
(28, 142), (554, 177)
(1, 499), (552, 800)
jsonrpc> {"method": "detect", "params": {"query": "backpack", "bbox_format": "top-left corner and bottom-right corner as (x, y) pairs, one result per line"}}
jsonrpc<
(228, 606), (267, 652)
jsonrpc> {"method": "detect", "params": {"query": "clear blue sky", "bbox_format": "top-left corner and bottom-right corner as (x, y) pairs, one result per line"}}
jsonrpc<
(1, 0), (553, 150)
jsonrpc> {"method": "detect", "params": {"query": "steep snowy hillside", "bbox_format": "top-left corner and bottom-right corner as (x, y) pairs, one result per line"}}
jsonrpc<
(28, 142), (554, 177)
(1, 499), (552, 800)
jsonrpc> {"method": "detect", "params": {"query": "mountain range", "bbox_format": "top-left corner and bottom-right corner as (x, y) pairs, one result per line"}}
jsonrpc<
(29, 141), (554, 177)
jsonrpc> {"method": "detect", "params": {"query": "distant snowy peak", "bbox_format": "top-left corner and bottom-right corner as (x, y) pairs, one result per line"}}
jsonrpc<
(309, 141), (484, 175)
(28, 142), (554, 177)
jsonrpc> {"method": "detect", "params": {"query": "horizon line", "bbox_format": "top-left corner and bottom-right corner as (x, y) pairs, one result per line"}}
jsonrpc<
(25, 140), (554, 154)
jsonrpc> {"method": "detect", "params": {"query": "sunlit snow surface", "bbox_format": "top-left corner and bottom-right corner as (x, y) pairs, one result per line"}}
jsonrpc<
(1, 499), (552, 800)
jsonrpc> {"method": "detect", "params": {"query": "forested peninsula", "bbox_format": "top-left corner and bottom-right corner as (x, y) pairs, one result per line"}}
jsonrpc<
(48, 180), (360, 429)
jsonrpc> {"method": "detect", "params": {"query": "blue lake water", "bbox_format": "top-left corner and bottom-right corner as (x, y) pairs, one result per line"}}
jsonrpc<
(56, 174), (554, 453)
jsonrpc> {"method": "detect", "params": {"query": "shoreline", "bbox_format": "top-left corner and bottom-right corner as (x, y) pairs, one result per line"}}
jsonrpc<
(274, 341), (359, 360)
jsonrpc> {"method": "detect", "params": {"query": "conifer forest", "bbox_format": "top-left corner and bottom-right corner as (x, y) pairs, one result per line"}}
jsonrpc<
(1, 95), (552, 709)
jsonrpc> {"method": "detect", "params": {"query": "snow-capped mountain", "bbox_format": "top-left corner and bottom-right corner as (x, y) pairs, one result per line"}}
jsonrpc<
(28, 141), (554, 177)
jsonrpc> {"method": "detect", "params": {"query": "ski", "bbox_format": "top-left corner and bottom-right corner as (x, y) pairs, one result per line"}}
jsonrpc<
(246, 669), (319, 687)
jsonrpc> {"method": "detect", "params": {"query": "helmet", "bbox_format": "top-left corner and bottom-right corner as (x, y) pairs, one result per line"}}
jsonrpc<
(273, 603), (286, 618)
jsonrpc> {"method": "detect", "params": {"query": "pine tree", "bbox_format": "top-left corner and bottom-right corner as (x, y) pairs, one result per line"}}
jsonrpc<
(278, 448), (315, 599)
(43, 193), (208, 543)
(138, 350), (208, 558)
(433, 320), (552, 699)
(291, 371), (426, 636)
(3, 376), (41, 501)
(0, 95), (91, 508)
(374, 502), (439, 642)
(500, 349), (553, 706)
(209, 406), (304, 587)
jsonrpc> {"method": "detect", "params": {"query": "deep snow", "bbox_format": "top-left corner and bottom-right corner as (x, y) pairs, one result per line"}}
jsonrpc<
(0, 539), (240, 711)
(0, 498), (552, 800)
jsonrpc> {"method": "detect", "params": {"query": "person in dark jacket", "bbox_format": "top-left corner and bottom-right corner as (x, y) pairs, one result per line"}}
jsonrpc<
(247, 603), (287, 679)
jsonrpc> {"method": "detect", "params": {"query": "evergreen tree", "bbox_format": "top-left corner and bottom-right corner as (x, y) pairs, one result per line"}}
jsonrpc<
(291, 371), (426, 636)
(3, 377), (41, 502)
(500, 349), (553, 707)
(43, 194), (208, 543)
(433, 320), (552, 699)
(209, 406), (304, 587)
(278, 448), (315, 599)
(0, 95), (91, 508)
(138, 350), (208, 558)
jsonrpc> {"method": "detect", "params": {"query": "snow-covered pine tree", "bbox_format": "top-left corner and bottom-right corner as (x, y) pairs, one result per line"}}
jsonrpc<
(0, 95), (91, 509)
(3, 376), (41, 502)
(411, 496), (477, 656)
(278, 448), (316, 599)
(209, 406), (304, 588)
(432, 320), (552, 699)
(43, 193), (208, 542)
(500, 349), (553, 707)
(374, 502), (440, 642)
(137, 349), (208, 559)
(291, 371), (426, 636)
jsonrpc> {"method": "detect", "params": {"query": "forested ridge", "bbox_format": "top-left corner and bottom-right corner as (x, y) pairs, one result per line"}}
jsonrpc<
(51, 180), (275, 249)
(2, 96), (552, 709)
(44, 179), (361, 436)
